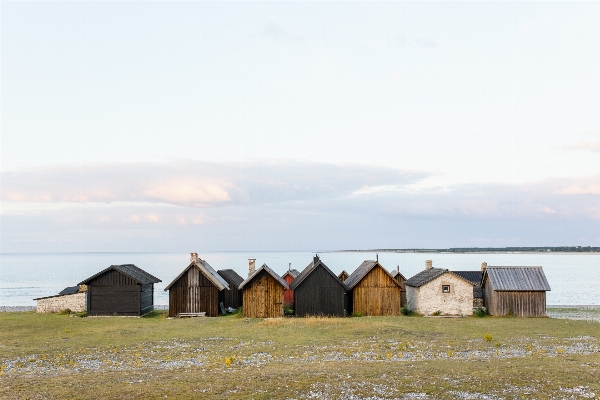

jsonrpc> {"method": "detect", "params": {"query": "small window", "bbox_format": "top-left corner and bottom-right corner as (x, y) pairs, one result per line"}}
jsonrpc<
(442, 285), (450, 293)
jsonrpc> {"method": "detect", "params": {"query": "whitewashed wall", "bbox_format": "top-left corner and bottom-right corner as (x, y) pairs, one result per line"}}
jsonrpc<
(36, 293), (86, 313)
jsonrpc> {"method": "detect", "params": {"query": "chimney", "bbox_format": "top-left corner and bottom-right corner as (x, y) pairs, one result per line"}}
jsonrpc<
(190, 253), (199, 263)
(288, 262), (291, 271)
(425, 260), (433, 270)
(248, 258), (256, 277)
(481, 262), (487, 271)
(313, 254), (319, 265)
(397, 266), (400, 273)
(376, 253), (379, 262)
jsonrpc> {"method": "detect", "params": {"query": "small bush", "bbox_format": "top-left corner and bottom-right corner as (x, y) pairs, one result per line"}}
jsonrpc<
(483, 333), (493, 342)
(473, 307), (486, 317)
(432, 310), (442, 316)
(401, 306), (415, 316)
(351, 312), (363, 317)
(284, 304), (294, 316)
(59, 308), (71, 315)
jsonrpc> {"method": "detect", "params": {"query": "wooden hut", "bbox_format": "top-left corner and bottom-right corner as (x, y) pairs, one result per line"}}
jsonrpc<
(281, 268), (301, 307)
(164, 254), (230, 318)
(238, 264), (288, 318)
(290, 256), (348, 317)
(482, 266), (550, 317)
(345, 260), (401, 316)
(405, 267), (475, 316)
(390, 267), (407, 307)
(217, 269), (244, 310)
(338, 270), (349, 282)
(79, 264), (161, 316)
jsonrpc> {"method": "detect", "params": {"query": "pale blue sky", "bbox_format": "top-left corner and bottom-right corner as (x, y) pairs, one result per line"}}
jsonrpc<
(1, 1), (600, 252)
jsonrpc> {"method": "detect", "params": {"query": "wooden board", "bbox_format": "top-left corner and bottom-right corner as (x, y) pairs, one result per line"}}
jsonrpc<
(352, 265), (400, 316)
(242, 270), (284, 318)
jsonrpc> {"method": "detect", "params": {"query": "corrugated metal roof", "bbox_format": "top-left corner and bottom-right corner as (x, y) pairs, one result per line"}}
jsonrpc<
(238, 264), (289, 290)
(483, 266), (551, 291)
(289, 259), (346, 291)
(164, 260), (229, 291)
(79, 264), (161, 285)
(344, 261), (399, 290)
(217, 269), (244, 288)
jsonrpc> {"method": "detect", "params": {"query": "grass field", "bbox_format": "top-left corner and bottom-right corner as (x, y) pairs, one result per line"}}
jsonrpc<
(0, 311), (598, 399)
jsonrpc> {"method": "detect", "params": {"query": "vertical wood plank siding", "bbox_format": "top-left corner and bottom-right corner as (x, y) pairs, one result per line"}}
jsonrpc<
(352, 266), (400, 316)
(242, 270), (284, 318)
(218, 283), (241, 310)
(87, 270), (143, 316)
(483, 276), (547, 317)
(294, 265), (346, 317)
(168, 266), (219, 317)
(283, 275), (295, 306)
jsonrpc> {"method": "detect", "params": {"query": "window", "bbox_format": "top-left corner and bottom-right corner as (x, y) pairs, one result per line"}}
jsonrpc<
(442, 285), (450, 293)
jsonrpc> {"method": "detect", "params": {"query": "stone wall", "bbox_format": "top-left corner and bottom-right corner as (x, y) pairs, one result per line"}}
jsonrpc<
(36, 293), (86, 313)
(406, 273), (473, 316)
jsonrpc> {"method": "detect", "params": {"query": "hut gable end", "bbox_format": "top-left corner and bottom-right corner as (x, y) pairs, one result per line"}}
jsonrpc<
(347, 261), (401, 316)
(241, 266), (287, 318)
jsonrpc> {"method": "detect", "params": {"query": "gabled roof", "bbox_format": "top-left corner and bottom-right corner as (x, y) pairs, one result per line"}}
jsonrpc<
(482, 266), (551, 291)
(282, 269), (301, 279)
(338, 270), (349, 280)
(405, 268), (475, 288)
(344, 260), (400, 290)
(453, 271), (483, 286)
(217, 269), (244, 288)
(79, 264), (161, 286)
(289, 259), (347, 291)
(59, 286), (80, 295)
(390, 269), (407, 281)
(238, 264), (289, 290)
(164, 260), (229, 291)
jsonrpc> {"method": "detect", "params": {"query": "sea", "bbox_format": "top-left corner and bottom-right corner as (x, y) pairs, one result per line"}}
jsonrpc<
(1, 252), (599, 307)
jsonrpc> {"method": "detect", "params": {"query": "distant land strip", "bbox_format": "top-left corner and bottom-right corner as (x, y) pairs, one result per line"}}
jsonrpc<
(333, 246), (600, 253)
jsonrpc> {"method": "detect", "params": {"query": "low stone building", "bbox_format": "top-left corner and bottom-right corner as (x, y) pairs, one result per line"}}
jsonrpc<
(453, 269), (484, 308)
(405, 260), (475, 316)
(35, 285), (87, 313)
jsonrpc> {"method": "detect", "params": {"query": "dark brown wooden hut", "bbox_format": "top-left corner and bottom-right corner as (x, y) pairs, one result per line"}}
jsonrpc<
(290, 256), (348, 317)
(164, 255), (230, 318)
(337, 270), (349, 282)
(217, 269), (244, 310)
(390, 267), (407, 307)
(482, 266), (551, 317)
(79, 264), (161, 316)
(282, 268), (301, 307)
(239, 264), (288, 318)
(345, 260), (401, 316)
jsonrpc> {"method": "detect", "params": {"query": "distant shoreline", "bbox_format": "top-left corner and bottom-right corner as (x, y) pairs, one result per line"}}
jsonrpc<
(331, 250), (600, 254)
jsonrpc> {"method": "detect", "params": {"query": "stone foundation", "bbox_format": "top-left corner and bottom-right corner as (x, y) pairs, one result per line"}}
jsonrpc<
(36, 293), (86, 313)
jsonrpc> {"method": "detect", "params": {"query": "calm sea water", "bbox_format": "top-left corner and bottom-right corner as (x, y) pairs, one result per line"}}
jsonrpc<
(1, 252), (599, 306)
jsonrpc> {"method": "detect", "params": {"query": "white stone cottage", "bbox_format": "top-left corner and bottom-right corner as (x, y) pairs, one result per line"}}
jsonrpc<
(34, 285), (87, 313)
(405, 261), (475, 316)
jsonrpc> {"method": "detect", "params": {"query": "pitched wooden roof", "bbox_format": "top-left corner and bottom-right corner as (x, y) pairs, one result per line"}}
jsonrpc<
(482, 266), (551, 291)
(390, 269), (407, 281)
(289, 259), (346, 291)
(344, 260), (400, 290)
(405, 268), (475, 288)
(238, 264), (289, 290)
(164, 260), (229, 291)
(282, 269), (301, 279)
(79, 264), (161, 286)
(217, 269), (244, 288)
(337, 270), (349, 281)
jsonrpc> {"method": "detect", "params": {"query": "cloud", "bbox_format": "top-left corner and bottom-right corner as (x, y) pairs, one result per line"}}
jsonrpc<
(563, 131), (600, 153)
(262, 23), (304, 44)
(413, 37), (437, 49)
(1, 160), (430, 208)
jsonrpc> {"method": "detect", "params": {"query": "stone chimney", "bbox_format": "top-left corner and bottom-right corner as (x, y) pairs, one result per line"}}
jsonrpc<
(248, 258), (256, 277)
(481, 262), (487, 271)
(425, 260), (433, 270)
(190, 253), (199, 263)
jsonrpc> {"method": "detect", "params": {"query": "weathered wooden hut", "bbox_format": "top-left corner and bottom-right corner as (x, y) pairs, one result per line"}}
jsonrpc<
(217, 269), (244, 310)
(453, 270), (484, 308)
(164, 254), (230, 318)
(405, 266), (475, 316)
(390, 267), (407, 307)
(79, 264), (161, 316)
(290, 256), (348, 317)
(281, 268), (301, 307)
(337, 270), (349, 282)
(482, 266), (550, 317)
(239, 264), (288, 318)
(345, 260), (401, 316)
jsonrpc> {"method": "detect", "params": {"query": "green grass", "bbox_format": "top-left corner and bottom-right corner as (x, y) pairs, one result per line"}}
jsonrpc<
(1, 311), (599, 399)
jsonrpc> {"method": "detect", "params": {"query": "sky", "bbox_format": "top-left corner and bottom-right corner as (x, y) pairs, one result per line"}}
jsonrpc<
(1, 1), (600, 252)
